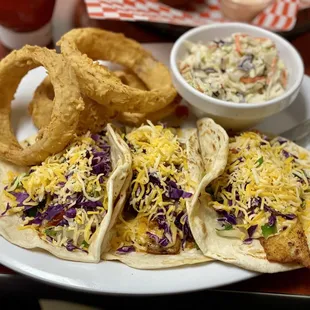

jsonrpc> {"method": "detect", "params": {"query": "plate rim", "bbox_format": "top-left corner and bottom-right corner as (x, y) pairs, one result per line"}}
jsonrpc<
(1, 46), (308, 295)
(0, 237), (258, 295)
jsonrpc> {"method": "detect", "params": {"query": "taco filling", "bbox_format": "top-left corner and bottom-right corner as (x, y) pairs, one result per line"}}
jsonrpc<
(207, 132), (306, 240)
(2, 132), (112, 253)
(110, 122), (196, 255)
(206, 131), (310, 266)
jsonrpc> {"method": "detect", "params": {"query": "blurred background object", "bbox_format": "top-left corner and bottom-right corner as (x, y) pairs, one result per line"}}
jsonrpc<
(0, 0), (56, 51)
(160, 0), (193, 9)
(220, 0), (274, 22)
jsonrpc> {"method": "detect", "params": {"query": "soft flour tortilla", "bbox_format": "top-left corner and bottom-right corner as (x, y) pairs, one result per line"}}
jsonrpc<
(0, 124), (132, 263)
(102, 123), (212, 269)
(189, 121), (306, 273)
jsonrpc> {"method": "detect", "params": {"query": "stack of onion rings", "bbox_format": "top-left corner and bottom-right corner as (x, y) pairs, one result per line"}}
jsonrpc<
(0, 28), (179, 166)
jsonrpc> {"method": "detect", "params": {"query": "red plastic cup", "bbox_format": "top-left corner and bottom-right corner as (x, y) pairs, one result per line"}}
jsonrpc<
(0, 0), (56, 51)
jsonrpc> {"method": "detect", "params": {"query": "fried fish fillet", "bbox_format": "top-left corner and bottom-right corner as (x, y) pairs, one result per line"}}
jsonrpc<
(260, 220), (310, 267)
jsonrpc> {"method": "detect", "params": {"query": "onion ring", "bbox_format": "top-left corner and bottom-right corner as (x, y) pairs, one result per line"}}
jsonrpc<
(117, 98), (180, 126)
(29, 77), (180, 130)
(29, 76), (117, 134)
(113, 70), (147, 91)
(57, 28), (177, 113)
(0, 45), (84, 166)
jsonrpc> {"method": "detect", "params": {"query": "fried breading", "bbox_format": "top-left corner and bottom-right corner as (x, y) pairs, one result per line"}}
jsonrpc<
(57, 28), (177, 113)
(260, 220), (310, 267)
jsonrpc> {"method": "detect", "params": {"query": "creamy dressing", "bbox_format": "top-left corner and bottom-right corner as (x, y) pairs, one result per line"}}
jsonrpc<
(179, 33), (287, 103)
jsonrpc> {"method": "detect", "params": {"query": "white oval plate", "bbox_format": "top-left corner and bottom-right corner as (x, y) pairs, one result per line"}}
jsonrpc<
(0, 43), (309, 295)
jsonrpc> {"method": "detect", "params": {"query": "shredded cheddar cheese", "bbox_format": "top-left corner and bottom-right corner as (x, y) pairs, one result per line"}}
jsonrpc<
(1, 132), (111, 252)
(208, 132), (308, 241)
(111, 122), (194, 254)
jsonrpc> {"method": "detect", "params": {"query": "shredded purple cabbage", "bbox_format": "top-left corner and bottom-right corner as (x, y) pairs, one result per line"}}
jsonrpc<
(294, 173), (305, 184)
(1, 203), (10, 216)
(75, 193), (103, 210)
(78, 200), (102, 209)
(268, 215), (276, 227)
(146, 231), (160, 243)
(149, 173), (162, 187)
(277, 137), (288, 145)
(264, 205), (296, 220)
(146, 232), (169, 247)
(166, 180), (192, 200)
(175, 211), (193, 246)
(181, 215), (192, 249)
(282, 150), (298, 159)
(281, 213), (297, 220)
(213, 39), (231, 47)
(157, 212), (172, 241)
(116, 245), (135, 254)
(65, 240), (88, 253)
(238, 54), (254, 72)
(247, 225), (257, 238)
(91, 134), (100, 142)
(235, 192), (240, 201)
(58, 219), (69, 226)
(65, 208), (76, 218)
(11, 191), (29, 207)
(45, 205), (64, 221)
(225, 184), (232, 193)
(148, 175), (192, 200)
(250, 197), (262, 208)
(92, 150), (111, 176)
(57, 182), (66, 188)
(46, 235), (53, 243)
(159, 237), (169, 247)
(66, 241), (78, 252)
(243, 238), (253, 244)
(217, 210), (237, 225)
(28, 216), (44, 225)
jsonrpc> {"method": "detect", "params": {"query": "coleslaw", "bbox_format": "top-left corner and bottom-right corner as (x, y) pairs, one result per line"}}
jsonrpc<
(179, 33), (288, 103)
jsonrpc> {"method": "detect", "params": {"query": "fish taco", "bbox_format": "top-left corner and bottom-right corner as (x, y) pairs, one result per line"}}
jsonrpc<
(102, 119), (227, 269)
(0, 125), (131, 263)
(190, 129), (310, 272)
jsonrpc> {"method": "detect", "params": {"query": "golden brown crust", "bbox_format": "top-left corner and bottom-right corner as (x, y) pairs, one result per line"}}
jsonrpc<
(117, 95), (181, 126)
(260, 220), (310, 267)
(0, 45), (83, 166)
(113, 69), (147, 91)
(29, 77), (180, 131)
(57, 28), (177, 113)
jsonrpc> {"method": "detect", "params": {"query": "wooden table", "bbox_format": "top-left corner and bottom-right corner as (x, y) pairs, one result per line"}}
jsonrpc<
(0, 0), (310, 297)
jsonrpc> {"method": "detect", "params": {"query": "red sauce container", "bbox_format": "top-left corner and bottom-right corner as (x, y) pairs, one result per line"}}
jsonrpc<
(0, 0), (56, 50)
